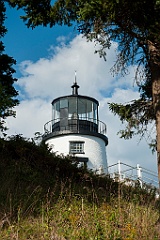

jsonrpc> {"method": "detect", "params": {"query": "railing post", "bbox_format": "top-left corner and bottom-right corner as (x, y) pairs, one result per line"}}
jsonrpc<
(118, 160), (121, 180)
(137, 164), (142, 188)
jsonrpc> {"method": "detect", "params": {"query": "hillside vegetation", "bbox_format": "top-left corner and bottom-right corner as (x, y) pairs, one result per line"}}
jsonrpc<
(0, 135), (160, 239)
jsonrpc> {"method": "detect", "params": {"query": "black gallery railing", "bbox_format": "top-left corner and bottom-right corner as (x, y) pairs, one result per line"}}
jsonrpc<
(44, 117), (107, 135)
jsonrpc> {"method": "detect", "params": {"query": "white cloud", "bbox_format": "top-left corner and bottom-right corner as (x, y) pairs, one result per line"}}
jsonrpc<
(6, 34), (157, 177)
(6, 98), (50, 137)
(16, 35), (119, 100)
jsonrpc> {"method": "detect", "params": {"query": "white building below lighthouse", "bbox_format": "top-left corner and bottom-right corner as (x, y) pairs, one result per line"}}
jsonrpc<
(43, 81), (108, 174)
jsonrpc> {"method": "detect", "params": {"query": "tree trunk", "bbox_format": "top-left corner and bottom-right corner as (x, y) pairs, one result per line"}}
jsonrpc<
(148, 41), (160, 190)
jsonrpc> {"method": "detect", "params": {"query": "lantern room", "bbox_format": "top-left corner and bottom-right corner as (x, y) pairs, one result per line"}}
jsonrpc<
(51, 82), (99, 134)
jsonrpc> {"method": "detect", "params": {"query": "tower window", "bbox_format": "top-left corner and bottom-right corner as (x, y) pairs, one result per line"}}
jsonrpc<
(69, 141), (84, 154)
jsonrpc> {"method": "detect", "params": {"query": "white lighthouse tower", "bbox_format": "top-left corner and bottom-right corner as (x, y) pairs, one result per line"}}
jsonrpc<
(43, 81), (108, 174)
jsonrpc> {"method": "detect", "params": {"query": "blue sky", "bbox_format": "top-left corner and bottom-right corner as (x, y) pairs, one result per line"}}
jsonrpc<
(4, 5), (76, 76)
(3, 3), (158, 180)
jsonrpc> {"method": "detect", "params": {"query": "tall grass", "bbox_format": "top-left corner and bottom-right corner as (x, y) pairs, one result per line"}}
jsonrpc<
(0, 135), (159, 239)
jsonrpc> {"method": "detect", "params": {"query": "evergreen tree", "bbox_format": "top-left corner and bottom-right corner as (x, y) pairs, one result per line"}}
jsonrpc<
(0, 0), (19, 134)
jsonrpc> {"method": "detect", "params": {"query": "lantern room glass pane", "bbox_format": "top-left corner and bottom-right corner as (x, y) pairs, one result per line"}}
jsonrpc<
(86, 100), (92, 119)
(78, 98), (86, 119)
(77, 98), (98, 121)
(53, 101), (60, 123)
(60, 98), (68, 108)
(93, 102), (98, 123)
(68, 97), (77, 119)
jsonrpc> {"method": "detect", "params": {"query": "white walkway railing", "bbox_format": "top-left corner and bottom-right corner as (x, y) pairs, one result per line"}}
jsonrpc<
(108, 160), (159, 189)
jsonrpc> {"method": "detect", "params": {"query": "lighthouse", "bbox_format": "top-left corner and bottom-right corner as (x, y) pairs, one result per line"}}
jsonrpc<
(43, 80), (108, 174)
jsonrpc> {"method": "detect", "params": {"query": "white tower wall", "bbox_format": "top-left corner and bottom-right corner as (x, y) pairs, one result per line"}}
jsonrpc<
(45, 134), (108, 174)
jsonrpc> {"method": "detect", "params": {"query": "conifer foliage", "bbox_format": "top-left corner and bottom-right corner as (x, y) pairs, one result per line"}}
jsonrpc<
(0, 0), (19, 133)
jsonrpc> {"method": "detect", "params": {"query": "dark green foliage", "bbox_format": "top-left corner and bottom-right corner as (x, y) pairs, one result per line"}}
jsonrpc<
(0, 0), (19, 133)
(0, 135), (157, 222)
(0, 135), (81, 186)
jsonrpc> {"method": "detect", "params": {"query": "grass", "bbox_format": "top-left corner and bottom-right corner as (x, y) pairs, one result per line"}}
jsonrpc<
(0, 135), (160, 239)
